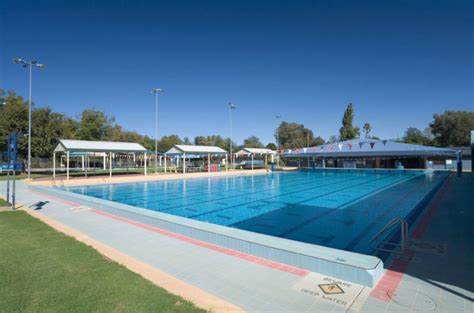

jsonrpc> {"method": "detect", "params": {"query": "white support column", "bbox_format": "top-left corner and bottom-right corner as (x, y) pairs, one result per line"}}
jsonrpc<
(183, 153), (186, 174)
(82, 155), (85, 170)
(251, 153), (254, 171)
(53, 152), (56, 178)
(159, 155), (162, 167)
(103, 155), (106, 170)
(109, 153), (112, 177)
(226, 154), (228, 171)
(66, 151), (70, 180)
(144, 152), (147, 176)
(164, 154), (167, 173)
(208, 153), (211, 173)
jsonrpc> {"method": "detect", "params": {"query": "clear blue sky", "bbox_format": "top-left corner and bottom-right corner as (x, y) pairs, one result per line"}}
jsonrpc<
(1, 0), (472, 144)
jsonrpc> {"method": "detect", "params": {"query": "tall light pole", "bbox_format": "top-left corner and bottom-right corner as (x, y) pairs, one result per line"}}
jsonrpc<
(275, 113), (282, 150)
(229, 102), (236, 169)
(13, 58), (46, 179)
(152, 88), (162, 174)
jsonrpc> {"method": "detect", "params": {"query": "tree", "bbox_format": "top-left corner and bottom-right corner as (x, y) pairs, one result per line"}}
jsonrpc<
(339, 103), (360, 140)
(403, 127), (431, 145)
(0, 90), (29, 158)
(430, 111), (474, 146)
(363, 123), (371, 138)
(157, 135), (182, 152)
(194, 135), (235, 151)
(183, 137), (191, 145)
(243, 136), (264, 148)
(276, 122), (323, 149)
(31, 108), (78, 158)
(266, 143), (277, 150)
(78, 109), (114, 141)
(327, 135), (339, 144)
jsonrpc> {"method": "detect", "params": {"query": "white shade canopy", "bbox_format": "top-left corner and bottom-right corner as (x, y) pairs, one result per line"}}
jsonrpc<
(236, 148), (276, 155)
(54, 139), (147, 153)
(166, 144), (227, 155)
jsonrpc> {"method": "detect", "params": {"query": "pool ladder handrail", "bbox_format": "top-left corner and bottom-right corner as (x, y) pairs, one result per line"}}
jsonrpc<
(369, 218), (409, 255)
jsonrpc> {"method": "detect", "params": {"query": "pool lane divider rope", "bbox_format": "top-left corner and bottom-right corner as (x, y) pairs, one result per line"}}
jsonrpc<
(369, 173), (453, 302)
(29, 190), (310, 278)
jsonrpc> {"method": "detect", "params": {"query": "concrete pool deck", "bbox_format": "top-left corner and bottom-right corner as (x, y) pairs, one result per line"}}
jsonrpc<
(1, 172), (472, 312)
(27, 169), (270, 187)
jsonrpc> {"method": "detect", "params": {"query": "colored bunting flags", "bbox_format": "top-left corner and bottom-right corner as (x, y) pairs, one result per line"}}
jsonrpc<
(359, 142), (364, 149)
(348, 143), (353, 150)
(370, 142), (375, 149)
(338, 143), (343, 151)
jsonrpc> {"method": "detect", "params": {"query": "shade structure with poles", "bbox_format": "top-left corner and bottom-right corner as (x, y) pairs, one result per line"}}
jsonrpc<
(165, 144), (228, 174)
(53, 139), (147, 180)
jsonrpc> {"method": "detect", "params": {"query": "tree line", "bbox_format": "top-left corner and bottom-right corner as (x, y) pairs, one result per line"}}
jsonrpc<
(1, 89), (472, 160)
(0, 90), (274, 159)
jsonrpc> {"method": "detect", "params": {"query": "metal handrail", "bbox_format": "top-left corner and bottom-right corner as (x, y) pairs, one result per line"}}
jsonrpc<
(370, 218), (409, 255)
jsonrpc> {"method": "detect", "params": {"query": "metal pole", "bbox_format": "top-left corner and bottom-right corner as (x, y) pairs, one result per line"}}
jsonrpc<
(28, 64), (32, 179)
(155, 91), (158, 174)
(229, 106), (233, 170)
(66, 151), (70, 180)
(144, 152), (147, 176)
(53, 151), (56, 178)
(6, 133), (10, 204)
(109, 153), (112, 177)
(12, 131), (17, 210)
(183, 153), (186, 174)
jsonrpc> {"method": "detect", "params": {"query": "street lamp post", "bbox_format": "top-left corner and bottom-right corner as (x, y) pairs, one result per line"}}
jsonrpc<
(229, 102), (236, 170)
(275, 113), (282, 169)
(152, 88), (162, 174)
(12, 58), (46, 179)
(275, 113), (282, 150)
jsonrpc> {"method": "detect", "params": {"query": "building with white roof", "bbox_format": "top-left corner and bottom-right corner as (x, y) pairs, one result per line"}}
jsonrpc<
(280, 139), (460, 170)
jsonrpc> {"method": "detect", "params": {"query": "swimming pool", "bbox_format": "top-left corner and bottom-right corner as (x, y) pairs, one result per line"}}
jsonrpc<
(65, 169), (448, 255)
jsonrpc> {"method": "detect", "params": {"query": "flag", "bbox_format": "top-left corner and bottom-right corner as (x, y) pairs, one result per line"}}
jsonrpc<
(348, 143), (353, 150)
(359, 142), (364, 149)
(370, 142), (375, 149)
(338, 143), (343, 151)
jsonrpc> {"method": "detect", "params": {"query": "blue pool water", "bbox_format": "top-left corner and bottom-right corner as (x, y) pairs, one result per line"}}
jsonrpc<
(65, 170), (448, 254)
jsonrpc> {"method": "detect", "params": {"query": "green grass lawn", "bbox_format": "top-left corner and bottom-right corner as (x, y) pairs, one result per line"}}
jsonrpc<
(0, 198), (9, 206)
(0, 211), (205, 313)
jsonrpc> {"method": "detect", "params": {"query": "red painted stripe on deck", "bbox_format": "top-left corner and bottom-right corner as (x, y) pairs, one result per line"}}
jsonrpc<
(30, 189), (309, 277)
(89, 208), (309, 277)
(370, 174), (453, 302)
(411, 174), (453, 239)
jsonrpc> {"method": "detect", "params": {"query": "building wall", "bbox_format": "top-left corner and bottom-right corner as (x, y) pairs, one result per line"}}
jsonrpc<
(284, 155), (452, 170)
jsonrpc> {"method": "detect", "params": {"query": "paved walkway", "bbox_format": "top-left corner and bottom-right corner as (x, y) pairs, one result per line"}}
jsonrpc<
(0, 173), (472, 312)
